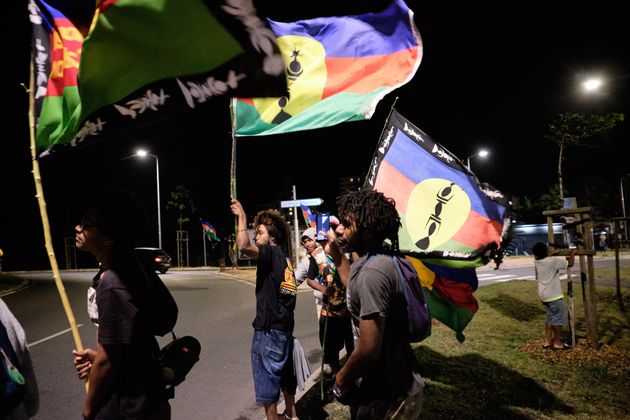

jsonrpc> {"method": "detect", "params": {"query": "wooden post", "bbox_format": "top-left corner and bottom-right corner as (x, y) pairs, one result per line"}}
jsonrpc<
(611, 217), (628, 312)
(581, 214), (599, 347)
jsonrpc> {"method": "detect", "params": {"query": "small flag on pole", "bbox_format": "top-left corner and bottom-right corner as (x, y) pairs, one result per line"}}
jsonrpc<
(201, 220), (219, 242)
(300, 204), (317, 229)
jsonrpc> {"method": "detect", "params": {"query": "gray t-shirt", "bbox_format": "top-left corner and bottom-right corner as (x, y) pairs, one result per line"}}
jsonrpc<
(347, 254), (421, 403)
(534, 257), (568, 302)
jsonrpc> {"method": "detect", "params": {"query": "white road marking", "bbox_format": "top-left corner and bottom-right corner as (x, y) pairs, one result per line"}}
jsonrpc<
(28, 324), (84, 348)
(479, 274), (517, 281)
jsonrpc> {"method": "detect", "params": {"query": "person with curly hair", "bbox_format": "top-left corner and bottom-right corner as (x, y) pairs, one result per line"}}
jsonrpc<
(331, 189), (423, 419)
(230, 199), (298, 420)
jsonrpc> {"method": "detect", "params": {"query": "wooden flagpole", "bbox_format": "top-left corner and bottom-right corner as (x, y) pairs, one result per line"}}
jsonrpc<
(27, 63), (85, 357)
(229, 101), (240, 263)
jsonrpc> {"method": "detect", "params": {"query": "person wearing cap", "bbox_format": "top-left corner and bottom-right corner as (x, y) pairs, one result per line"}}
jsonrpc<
(300, 226), (354, 388)
(294, 228), (324, 317)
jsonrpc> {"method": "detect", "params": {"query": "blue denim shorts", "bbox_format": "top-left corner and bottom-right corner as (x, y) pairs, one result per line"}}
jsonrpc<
(543, 299), (564, 325)
(251, 329), (292, 404)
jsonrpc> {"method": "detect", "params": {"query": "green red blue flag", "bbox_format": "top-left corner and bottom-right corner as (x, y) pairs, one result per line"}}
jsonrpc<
(32, 0), (287, 156)
(367, 109), (510, 341)
(408, 256), (478, 342)
(367, 109), (510, 268)
(232, 0), (422, 136)
(29, 0), (85, 153)
(201, 220), (219, 242)
(300, 204), (316, 229)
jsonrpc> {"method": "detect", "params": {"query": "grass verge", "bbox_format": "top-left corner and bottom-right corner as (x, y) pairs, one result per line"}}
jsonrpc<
(297, 281), (630, 419)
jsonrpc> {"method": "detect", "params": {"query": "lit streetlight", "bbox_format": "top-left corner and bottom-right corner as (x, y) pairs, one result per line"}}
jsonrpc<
(136, 149), (162, 249)
(582, 77), (603, 93)
(466, 149), (489, 170)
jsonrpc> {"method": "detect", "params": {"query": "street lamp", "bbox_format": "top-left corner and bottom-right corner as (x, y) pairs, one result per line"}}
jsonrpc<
(136, 149), (162, 249)
(466, 149), (489, 170)
(621, 174), (629, 240)
(582, 77), (602, 93)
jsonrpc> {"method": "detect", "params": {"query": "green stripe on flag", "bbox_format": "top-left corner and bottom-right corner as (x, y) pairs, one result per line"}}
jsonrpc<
(234, 89), (390, 136)
(424, 286), (475, 342)
(79, 0), (243, 124)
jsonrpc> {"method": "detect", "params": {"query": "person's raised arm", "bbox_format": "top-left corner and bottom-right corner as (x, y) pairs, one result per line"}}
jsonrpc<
(322, 227), (350, 288)
(230, 199), (259, 259)
(567, 247), (577, 268)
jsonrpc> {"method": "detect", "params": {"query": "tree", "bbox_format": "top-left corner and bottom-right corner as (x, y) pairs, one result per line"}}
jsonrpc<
(166, 185), (197, 267)
(537, 183), (563, 212)
(545, 112), (624, 200)
(166, 185), (197, 233)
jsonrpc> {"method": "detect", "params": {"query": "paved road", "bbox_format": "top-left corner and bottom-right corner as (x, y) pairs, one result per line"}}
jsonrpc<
(2, 255), (627, 419)
(2, 268), (322, 420)
(476, 254), (630, 287)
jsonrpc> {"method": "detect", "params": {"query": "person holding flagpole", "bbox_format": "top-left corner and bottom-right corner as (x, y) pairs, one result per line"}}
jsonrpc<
(230, 199), (299, 420)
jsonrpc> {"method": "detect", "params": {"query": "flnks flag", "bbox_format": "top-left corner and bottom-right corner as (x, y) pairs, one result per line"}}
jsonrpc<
(29, 0), (84, 150)
(366, 109), (510, 341)
(201, 220), (219, 242)
(33, 0), (287, 156)
(300, 204), (316, 229)
(232, 0), (422, 136)
(407, 255), (478, 342)
(367, 109), (510, 268)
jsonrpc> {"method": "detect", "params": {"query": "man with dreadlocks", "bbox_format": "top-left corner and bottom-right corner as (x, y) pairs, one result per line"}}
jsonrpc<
(331, 189), (423, 419)
(230, 199), (299, 420)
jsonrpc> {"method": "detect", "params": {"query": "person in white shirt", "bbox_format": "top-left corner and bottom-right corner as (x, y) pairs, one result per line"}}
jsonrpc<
(532, 242), (576, 350)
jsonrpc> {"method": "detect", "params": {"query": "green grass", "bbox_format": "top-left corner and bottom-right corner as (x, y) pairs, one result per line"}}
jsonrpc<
(297, 280), (630, 419)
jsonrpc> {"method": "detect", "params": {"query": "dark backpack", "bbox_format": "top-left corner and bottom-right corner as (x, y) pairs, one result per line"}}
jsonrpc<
(128, 255), (178, 337)
(145, 270), (178, 337)
(0, 321), (25, 414)
(150, 332), (201, 392)
(391, 255), (432, 342)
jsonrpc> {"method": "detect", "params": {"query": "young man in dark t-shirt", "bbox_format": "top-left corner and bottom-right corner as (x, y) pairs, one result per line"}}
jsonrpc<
(72, 189), (173, 419)
(230, 199), (298, 420)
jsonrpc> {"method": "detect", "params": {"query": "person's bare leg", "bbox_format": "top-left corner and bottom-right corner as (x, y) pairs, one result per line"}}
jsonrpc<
(545, 322), (553, 346)
(282, 391), (298, 419)
(264, 403), (279, 420)
(552, 325), (563, 348)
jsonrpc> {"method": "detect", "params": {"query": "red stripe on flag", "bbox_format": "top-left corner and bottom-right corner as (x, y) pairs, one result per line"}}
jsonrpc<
(373, 159), (415, 213)
(323, 47), (419, 98)
(451, 211), (503, 249)
(432, 276), (479, 313)
(45, 17), (83, 96)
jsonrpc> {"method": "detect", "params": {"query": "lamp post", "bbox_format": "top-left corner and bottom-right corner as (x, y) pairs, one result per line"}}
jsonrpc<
(622, 174), (629, 240)
(136, 149), (162, 249)
(466, 149), (489, 170)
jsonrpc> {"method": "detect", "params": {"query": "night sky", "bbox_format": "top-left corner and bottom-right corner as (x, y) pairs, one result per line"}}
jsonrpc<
(4, 1), (629, 270)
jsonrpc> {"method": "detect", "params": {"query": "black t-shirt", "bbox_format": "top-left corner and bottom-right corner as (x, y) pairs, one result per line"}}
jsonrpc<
(92, 259), (163, 418)
(253, 245), (297, 334)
